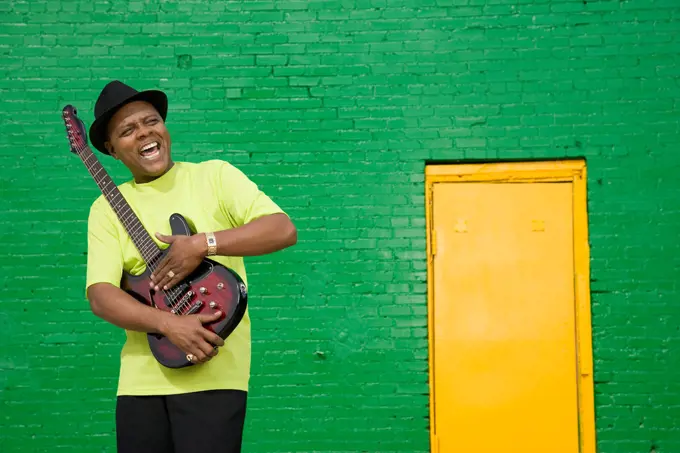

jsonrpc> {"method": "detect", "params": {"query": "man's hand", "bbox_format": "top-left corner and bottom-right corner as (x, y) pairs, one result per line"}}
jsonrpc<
(150, 232), (208, 291)
(160, 311), (224, 364)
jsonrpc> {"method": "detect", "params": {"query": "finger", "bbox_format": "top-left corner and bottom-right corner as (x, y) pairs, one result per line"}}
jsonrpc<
(150, 256), (172, 287)
(154, 272), (171, 292)
(162, 265), (189, 291)
(190, 347), (208, 363)
(197, 341), (217, 360)
(158, 270), (178, 292)
(201, 328), (225, 347)
(155, 232), (176, 244)
(196, 311), (222, 324)
(195, 349), (213, 363)
(153, 259), (178, 291)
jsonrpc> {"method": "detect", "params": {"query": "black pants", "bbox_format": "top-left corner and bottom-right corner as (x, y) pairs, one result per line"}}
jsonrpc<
(116, 390), (247, 453)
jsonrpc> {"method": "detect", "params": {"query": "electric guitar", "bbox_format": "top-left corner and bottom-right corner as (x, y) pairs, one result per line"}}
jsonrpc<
(61, 105), (248, 369)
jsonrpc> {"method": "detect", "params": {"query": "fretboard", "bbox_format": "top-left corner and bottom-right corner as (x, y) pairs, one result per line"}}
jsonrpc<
(78, 145), (162, 268)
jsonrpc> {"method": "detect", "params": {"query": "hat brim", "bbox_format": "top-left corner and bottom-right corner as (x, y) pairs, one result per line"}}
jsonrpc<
(89, 90), (168, 155)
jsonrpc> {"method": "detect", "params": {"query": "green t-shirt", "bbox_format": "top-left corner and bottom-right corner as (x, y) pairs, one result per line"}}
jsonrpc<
(86, 160), (284, 396)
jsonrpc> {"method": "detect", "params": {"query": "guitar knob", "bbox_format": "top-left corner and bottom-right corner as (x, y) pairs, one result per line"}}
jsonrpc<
(217, 283), (224, 290)
(209, 301), (218, 309)
(199, 287), (208, 294)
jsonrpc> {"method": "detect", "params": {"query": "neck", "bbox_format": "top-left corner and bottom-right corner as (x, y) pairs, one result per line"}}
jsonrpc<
(133, 160), (175, 184)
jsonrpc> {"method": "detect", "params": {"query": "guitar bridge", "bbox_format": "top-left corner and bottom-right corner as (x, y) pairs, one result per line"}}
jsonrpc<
(170, 290), (195, 314)
(184, 300), (203, 315)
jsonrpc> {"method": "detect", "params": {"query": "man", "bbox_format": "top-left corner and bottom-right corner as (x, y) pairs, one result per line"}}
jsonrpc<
(84, 80), (297, 453)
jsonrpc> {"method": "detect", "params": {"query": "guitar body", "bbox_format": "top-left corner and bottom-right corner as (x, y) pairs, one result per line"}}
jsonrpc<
(121, 213), (248, 369)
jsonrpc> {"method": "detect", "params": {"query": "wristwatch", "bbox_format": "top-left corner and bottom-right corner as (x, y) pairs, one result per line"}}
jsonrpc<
(205, 232), (217, 256)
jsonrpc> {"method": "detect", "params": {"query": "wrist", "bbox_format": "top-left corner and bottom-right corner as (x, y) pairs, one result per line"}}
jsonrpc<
(192, 233), (209, 258)
(155, 310), (175, 336)
(204, 231), (218, 256)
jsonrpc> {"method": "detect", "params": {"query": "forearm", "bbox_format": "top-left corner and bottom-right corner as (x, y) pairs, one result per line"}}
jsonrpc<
(87, 282), (173, 334)
(149, 213), (297, 291)
(212, 212), (297, 257)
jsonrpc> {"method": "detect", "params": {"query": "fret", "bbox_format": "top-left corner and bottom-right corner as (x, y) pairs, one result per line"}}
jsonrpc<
(76, 144), (162, 268)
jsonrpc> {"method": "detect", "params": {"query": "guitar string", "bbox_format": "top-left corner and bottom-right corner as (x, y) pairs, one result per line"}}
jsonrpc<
(72, 135), (193, 314)
(81, 149), (191, 313)
(68, 123), (192, 313)
(99, 182), (192, 313)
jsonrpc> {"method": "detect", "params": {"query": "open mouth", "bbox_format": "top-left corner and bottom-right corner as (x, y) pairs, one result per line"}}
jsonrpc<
(139, 141), (161, 160)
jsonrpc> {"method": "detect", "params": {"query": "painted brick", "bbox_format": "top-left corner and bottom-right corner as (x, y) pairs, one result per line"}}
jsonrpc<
(1, 0), (679, 452)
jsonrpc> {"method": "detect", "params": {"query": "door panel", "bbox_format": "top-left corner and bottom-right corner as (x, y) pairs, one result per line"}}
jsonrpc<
(432, 182), (579, 453)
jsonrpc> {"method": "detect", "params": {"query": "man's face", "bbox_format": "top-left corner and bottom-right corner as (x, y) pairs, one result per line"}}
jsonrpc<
(105, 101), (172, 183)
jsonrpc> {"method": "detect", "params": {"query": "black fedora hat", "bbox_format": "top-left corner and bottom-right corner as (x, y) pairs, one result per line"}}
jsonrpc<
(89, 80), (168, 155)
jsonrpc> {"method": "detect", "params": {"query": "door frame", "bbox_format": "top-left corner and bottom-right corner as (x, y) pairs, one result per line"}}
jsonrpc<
(425, 160), (595, 453)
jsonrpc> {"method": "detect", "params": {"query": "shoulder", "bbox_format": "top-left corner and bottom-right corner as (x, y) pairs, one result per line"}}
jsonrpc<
(86, 194), (119, 238)
(87, 194), (115, 228)
(87, 176), (131, 222)
(186, 159), (254, 183)
(88, 176), (131, 211)
(192, 159), (240, 172)
(88, 194), (109, 216)
(173, 159), (228, 175)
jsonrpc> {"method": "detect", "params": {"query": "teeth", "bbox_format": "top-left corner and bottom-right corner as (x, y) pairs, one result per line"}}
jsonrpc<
(141, 148), (160, 159)
(141, 142), (158, 152)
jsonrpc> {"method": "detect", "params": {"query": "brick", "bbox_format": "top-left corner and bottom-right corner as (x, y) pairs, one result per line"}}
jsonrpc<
(2, 0), (680, 452)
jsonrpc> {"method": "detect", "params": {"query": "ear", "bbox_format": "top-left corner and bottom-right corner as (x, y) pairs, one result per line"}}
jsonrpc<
(105, 141), (117, 159)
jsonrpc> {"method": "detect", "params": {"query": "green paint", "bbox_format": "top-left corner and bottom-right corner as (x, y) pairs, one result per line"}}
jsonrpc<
(1, 0), (679, 452)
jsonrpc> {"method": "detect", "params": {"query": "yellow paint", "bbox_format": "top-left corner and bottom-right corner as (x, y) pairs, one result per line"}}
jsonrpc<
(425, 160), (595, 453)
(532, 219), (545, 231)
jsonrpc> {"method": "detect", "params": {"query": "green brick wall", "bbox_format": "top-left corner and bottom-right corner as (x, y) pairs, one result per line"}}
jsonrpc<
(1, 0), (679, 452)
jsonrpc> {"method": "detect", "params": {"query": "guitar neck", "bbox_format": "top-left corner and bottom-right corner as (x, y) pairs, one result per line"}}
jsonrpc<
(78, 146), (162, 267)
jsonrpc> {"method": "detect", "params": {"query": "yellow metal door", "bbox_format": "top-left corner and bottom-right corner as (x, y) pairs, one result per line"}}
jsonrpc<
(431, 182), (580, 453)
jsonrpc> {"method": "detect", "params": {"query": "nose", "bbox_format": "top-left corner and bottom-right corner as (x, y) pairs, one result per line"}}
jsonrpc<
(136, 123), (152, 140)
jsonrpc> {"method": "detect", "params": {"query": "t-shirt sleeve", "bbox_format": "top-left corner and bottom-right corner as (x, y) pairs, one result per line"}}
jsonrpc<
(85, 198), (124, 291)
(216, 161), (286, 227)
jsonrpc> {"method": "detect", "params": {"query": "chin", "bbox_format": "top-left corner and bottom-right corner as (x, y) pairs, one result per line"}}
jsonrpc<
(137, 156), (171, 179)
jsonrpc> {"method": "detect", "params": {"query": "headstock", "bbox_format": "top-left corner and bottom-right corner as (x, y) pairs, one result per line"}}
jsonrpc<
(61, 105), (89, 154)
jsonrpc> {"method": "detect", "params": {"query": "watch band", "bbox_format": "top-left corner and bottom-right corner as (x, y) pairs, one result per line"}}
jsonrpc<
(205, 232), (217, 256)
